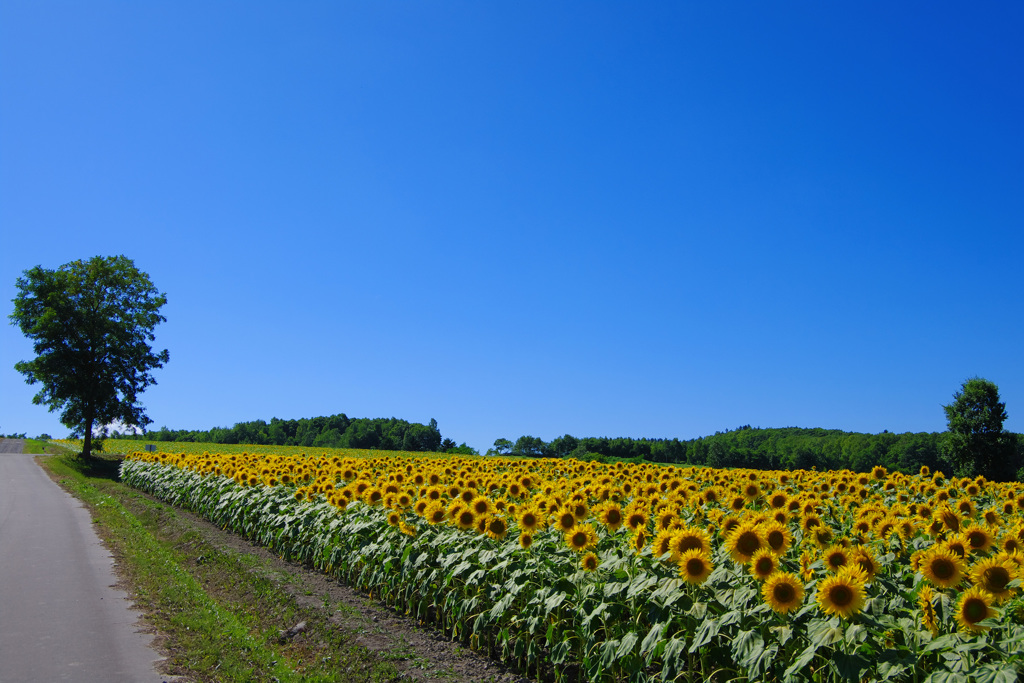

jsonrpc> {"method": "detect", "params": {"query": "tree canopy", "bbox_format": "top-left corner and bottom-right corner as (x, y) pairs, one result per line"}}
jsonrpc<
(10, 256), (169, 457)
(941, 377), (1017, 481)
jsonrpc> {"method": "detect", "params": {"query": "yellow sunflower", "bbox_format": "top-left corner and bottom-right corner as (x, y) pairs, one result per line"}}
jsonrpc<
(554, 510), (577, 534)
(624, 506), (650, 533)
(484, 515), (509, 541)
(763, 521), (793, 555)
(921, 547), (967, 589)
(943, 535), (970, 560)
(918, 585), (939, 636)
(749, 549), (779, 581)
(565, 523), (598, 553)
(762, 572), (804, 615)
(423, 500), (448, 525)
(955, 587), (997, 634)
(598, 503), (624, 532)
(581, 552), (600, 572)
(970, 556), (1017, 603)
(963, 524), (995, 555)
(935, 506), (963, 534)
(453, 507), (477, 531)
(725, 522), (764, 563)
(652, 529), (676, 561)
(470, 495), (494, 517)
(823, 544), (851, 573)
(851, 546), (879, 581)
(517, 506), (544, 534)
(672, 526), (712, 557)
(816, 567), (867, 619)
(678, 549), (714, 585)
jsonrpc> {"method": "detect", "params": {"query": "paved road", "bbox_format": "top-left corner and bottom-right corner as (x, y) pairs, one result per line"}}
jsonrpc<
(0, 439), (168, 682)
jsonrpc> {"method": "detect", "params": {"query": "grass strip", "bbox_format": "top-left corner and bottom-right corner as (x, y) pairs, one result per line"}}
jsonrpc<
(40, 452), (402, 683)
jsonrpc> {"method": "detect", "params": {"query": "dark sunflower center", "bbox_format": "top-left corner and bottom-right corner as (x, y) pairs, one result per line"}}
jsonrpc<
(572, 532), (587, 547)
(827, 554), (846, 569)
(829, 585), (853, 607)
(773, 583), (795, 603)
(679, 536), (702, 552)
(686, 558), (705, 576)
(736, 532), (761, 556)
(931, 558), (955, 579)
(983, 567), (1010, 591)
(963, 598), (988, 622)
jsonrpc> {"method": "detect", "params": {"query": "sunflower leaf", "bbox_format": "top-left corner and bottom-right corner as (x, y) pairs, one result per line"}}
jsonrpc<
(688, 617), (719, 652)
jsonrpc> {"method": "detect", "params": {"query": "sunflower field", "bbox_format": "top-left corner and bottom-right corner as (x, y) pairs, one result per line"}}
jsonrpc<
(120, 450), (1024, 682)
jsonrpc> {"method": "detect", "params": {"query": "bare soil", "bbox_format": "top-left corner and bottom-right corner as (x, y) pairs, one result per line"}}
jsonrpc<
(162, 501), (533, 683)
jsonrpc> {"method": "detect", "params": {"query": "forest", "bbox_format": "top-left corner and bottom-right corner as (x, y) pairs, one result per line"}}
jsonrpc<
(114, 414), (449, 453)
(494, 426), (1024, 476)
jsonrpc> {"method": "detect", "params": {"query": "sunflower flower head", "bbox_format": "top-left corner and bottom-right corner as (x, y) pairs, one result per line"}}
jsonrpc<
(919, 585), (939, 636)
(725, 522), (764, 564)
(971, 556), (1017, 603)
(921, 547), (967, 589)
(956, 587), (997, 634)
(762, 571), (805, 615)
(750, 549), (779, 581)
(565, 523), (598, 553)
(678, 549), (714, 585)
(816, 566), (867, 620)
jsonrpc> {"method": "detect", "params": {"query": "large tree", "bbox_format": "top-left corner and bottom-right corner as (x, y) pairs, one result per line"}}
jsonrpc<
(9, 256), (169, 457)
(941, 377), (1015, 481)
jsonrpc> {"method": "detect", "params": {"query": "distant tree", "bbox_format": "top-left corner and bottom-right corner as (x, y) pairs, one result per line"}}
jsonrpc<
(941, 377), (1016, 481)
(403, 423), (442, 452)
(9, 256), (169, 458)
(491, 438), (513, 455)
(548, 434), (579, 458)
(512, 435), (547, 458)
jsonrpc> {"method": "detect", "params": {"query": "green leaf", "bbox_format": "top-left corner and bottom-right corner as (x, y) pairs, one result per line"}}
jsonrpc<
(641, 622), (667, 659)
(616, 631), (638, 659)
(923, 634), (960, 653)
(732, 629), (766, 671)
(688, 618), (719, 653)
(806, 617), (844, 646)
(969, 663), (1021, 683)
(783, 643), (820, 682)
(544, 591), (566, 613)
(924, 671), (969, 683)
(831, 652), (870, 682)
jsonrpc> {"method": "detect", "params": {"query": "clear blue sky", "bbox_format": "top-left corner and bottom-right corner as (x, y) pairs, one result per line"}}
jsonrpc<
(2, 2), (1022, 453)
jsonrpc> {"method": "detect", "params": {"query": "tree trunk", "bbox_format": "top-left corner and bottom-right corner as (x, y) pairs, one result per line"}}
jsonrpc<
(82, 409), (93, 458)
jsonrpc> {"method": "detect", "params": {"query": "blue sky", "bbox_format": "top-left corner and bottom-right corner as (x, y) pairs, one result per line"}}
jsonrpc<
(2, 2), (1021, 453)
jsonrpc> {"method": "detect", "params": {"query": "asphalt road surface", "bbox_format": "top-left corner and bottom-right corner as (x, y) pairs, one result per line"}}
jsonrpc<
(0, 439), (167, 682)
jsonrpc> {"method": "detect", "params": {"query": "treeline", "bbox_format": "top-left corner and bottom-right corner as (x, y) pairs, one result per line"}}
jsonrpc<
(493, 426), (1024, 476)
(116, 414), (456, 453)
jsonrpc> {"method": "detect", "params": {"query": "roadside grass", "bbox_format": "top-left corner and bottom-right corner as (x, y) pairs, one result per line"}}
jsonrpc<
(23, 437), (72, 455)
(40, 451), (404, 683)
